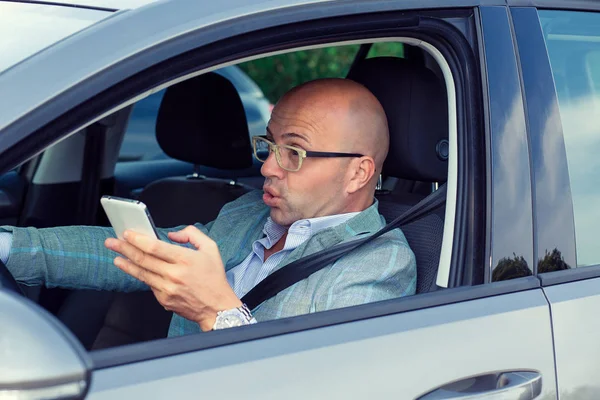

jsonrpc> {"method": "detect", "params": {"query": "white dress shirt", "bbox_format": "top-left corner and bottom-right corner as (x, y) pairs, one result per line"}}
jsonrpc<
(0, 232), (11, 264)
(226, 212), (359, 298)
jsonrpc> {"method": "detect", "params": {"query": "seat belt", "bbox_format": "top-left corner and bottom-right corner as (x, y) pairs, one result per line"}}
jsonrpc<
(241, 184), (447, 310)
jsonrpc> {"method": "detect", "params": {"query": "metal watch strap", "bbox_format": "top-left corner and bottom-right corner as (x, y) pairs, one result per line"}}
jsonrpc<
(213, 303), (255, 330)
(237, 303), (253, 321)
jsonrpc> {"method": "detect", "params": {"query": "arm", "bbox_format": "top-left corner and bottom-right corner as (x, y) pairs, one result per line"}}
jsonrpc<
(0, 223), (208, 292)
(311, 234), (417, 312)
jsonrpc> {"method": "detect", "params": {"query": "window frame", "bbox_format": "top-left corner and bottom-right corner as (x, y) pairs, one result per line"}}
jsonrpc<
(509, 7), (578, 275)
(93, 14), (483, 366)
(480, 6), (536, 282)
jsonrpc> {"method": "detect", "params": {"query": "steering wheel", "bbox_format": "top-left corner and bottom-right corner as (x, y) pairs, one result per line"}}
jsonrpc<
(0, 259), (24, 295)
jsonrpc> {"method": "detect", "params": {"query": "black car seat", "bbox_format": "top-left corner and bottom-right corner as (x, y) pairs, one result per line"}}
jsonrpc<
(137, 72), (255, 227)
(348, 56), (449, 293)
(58, 72), (258, 350)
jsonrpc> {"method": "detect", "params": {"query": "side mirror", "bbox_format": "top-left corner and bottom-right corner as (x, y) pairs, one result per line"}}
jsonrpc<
(0, 290), (91, 399)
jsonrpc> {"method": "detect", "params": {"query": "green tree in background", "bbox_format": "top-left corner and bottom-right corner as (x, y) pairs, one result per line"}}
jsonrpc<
(239, 42), (404, 104)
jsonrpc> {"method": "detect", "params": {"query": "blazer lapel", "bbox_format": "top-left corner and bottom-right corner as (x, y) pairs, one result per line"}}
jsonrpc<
(271, 199), (385, 273)
(207, 191), (270, 271)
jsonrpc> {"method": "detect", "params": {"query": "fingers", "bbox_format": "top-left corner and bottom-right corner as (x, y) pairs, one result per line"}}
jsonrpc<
(121, 231), (180, 263)
(114, 256), (164, 289)
(105, 237), (168, 274)
(168, 226), (215, 251)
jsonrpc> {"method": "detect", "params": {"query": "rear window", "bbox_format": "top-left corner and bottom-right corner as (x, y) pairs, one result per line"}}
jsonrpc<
(540, 10), (600, 267)
(0, 2), (109, 74)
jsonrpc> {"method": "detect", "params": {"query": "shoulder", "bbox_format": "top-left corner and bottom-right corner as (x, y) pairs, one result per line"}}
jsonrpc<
(214, 190), (267, 223)
(349, 229), (415, 273)
(345, 227), (413, 259)
(219, 190), (265, 214)
(313, 228), (416, 288)
(207, 189), (269, 235)
(305, 228), (417, 311)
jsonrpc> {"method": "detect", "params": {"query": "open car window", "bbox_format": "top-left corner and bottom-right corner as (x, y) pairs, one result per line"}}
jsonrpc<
(3, 38), (453, 353)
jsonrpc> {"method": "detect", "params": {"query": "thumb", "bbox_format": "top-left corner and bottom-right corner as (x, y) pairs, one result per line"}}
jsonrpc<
(168, 229), (190, 244)
(168, 226), (213, 250)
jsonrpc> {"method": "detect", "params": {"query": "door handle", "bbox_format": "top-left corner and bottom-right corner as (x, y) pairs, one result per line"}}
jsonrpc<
(417, 371), (542, 400)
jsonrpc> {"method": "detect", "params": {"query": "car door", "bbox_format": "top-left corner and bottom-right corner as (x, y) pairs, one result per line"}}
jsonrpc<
(87, 282), (553, 399)
(511, 5), (600, 399)
(0, 2), (558, 399)
(82, 4), (558, 400)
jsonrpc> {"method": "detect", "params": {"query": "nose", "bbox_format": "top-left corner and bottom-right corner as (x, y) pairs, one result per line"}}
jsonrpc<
(260, 149), (285, 179)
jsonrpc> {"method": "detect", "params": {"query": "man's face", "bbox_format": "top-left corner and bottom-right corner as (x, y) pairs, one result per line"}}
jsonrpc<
(260, 100), (350, 226)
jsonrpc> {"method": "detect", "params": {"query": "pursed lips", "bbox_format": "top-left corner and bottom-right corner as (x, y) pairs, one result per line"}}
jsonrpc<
(262, 186), (281, 207)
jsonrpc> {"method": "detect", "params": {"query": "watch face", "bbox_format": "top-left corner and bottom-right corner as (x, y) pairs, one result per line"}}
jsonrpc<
(215, 310), (245, 329)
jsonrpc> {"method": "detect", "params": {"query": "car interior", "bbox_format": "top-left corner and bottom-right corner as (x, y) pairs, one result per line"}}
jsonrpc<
(0, 41), (450, 351)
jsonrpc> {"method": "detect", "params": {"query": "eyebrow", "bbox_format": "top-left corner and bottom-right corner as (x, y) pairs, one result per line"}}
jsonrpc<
(266, 127), (311, 145)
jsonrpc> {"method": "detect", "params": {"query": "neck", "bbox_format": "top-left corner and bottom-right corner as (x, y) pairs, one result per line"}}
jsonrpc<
(264, 231), (288, 261)
(340, 194), (374, 214)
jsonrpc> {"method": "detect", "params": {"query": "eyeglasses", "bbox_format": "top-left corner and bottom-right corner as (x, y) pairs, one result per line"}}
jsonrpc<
(252, 135), (364, 172)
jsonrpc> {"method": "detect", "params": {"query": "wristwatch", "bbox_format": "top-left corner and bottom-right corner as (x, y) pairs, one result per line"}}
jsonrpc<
(212, 303), (256, 330)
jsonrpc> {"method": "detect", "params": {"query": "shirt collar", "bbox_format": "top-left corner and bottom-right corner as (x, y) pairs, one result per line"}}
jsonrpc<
(263, 212), (360, 246)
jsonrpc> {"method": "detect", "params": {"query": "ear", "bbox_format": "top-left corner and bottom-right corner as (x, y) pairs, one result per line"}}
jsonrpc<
(346, 156), (376, 194)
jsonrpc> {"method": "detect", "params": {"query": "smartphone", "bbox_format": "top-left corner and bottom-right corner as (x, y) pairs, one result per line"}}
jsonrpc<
(100, 195), (159, 240)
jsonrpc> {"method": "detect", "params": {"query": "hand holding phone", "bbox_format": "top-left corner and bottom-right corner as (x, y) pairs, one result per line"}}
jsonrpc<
(100, 196), (158, 240)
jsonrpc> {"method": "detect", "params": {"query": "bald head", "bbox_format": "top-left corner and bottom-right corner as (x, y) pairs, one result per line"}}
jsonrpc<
(276, 78), (389, 175)
(262, 78), (390, 224)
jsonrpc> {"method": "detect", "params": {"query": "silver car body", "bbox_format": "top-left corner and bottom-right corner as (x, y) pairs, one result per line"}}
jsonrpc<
(1, 0), (598, 399)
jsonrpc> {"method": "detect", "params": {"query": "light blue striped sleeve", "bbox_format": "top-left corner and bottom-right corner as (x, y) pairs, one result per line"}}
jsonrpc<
(1, 223), (207, 292)
(0, 232), (12, 264)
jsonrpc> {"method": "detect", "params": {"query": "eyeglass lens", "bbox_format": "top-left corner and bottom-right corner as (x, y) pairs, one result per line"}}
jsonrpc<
(254, 138), (302, 171)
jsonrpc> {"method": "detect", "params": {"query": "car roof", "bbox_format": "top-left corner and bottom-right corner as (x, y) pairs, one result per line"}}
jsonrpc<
(0, 0), (333, 131)
(22, 0), (156, 11)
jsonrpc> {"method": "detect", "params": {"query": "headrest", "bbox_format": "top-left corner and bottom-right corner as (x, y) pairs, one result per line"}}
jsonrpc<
(348, 57), (448, 181)
(156, 72), (253, 169)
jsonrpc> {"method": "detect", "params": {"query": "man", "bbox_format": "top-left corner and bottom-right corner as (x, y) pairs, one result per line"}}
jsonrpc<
(0, 78), (416, 336)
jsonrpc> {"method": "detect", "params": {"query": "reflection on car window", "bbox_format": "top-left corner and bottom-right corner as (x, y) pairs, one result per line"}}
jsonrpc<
(541, 10), (600, 267)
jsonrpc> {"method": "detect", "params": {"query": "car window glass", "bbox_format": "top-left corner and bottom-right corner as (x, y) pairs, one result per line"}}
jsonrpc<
(540, 10), (600, 267)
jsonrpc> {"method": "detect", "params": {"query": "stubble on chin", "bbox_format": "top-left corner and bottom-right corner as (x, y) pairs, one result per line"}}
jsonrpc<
(269, 205), (300, 227)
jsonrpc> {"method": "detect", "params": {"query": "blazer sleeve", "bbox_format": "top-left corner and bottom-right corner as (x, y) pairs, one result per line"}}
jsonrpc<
(310, 233), (417, 312)
(0, 223), (208, 292)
